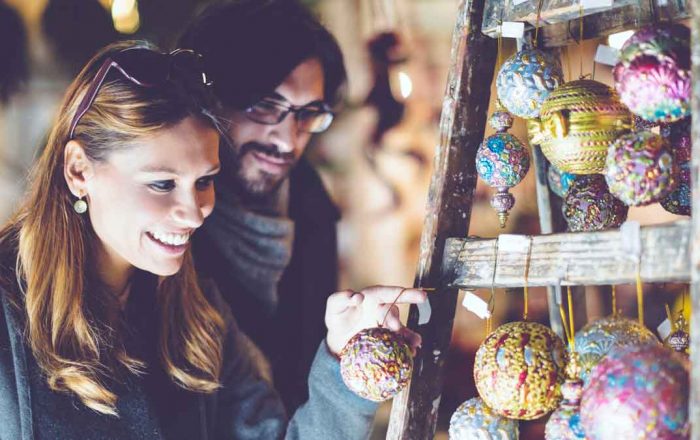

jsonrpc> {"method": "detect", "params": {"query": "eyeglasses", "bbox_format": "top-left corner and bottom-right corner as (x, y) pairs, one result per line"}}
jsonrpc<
(243, 98), (334, 134)
(69, 47), (213, 139)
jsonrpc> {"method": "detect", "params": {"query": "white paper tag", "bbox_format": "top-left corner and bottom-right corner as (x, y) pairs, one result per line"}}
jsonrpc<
(581, 0), (614, 9)
(500, 21), (525, 39)
(595, 44), (620, 66)
(498, 234), (531, 253)
(657, 0), (669, 5)
(620, 221), (642, 260)
(512, 0), (529, 5)
(417, 300), (432, 325)
(462, 291), (491, 319)
(657, 318), (672, 339)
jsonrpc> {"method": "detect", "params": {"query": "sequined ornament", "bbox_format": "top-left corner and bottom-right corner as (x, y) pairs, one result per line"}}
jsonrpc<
(496, 48), (564, 119)
(662, 117), (692, 162)
(614, 24), (691, 123)
(573, 315), (659, 384)
(534, 80), (632, 174)
(474, 321), (568, 420)
(476, 108), (530, 228)
(632, 114), (658, 131)
(665, 313), (690, 354)
(604, 131), (676, 206)
(449, 397), (519, 440)
(580, 344), (689, 439)
(339, 327), (412, 401)
(544, 379), (586, 440)
(562, 175), (628, 232)
(547, 164), (576, 198)
(660, 118), (692, 215)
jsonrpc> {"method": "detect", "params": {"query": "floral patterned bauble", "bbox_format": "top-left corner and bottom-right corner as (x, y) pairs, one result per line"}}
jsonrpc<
(573, 315), (659, 384)
(580, 344), (689, 439)
(449, 397), (519, 440)
(339, 327), (413, 401)
(496, 48), (564, 119)
(614, 24), (691, 123)
(562, 175), (628, 232)
(548, 164), (576, 198)
(604, 131), (676, 206)
(477, 133), (530, 188)
(544, 379), (586, 440)
(474, 321), (568, 420)
(536, 80), (632, 174)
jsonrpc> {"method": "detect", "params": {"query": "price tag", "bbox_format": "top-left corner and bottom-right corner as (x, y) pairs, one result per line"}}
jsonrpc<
(620, 221), (642, 261)
(595, 44), (620, 66)
(417, 301), (432, 325)
(462, 291), (491, 319)
(498, 234), (531, 253)
(657, 318), (672, 339)
(500, 21), (525, 39)
(581, 0), (614, 9)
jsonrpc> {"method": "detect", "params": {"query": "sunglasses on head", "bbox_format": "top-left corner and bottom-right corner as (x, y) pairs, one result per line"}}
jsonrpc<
(68, 47), (213, 140)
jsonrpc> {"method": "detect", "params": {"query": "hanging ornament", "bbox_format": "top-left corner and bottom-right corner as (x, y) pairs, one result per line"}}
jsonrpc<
(534, 79), (631, 174)
(580, 344), (690, 439)
(614, 23), (691, 124)
(476, 107), (530, 228)
(660, 118), (692, 215)
(604, 131), (676, 206)
(474, 321), (568, 420)
(544, 378), (586, 440)
(496, 48), (564, 120)
(449, 397), (519, 440)
(665, 312), (690, 354)
(547, 164), (576, 198)
(339, 327), (412, 401)
(562, 175), (628, 232)
(573, 315), (659, 384)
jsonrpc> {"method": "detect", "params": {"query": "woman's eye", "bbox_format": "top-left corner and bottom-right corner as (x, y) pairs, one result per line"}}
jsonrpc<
(196, 176), (215, 191)
(148, 180), (175, 192)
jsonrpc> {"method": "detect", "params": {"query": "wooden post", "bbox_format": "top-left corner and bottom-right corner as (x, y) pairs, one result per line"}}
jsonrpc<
(386, 0), (497, 438)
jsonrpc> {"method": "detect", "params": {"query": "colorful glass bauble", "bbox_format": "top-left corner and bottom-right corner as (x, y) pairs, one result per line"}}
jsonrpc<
(547, 164), (576, 198)
(449, 397), (519, 440)
(339, 327), (413, 401)
(476, 109), (530, 228)
(562, 175), (628, 232)
(580, 344), (689, 439)
(614, 23), (691, 123)
(544, 379), (586, 440)
(604, 131), (676, 206)
(535, 80), (632, 174)
(474, 321), (568, 420)
(496, 48), (564, 119)
(664, 313), (690, 354)
(573, 315), (659, 384)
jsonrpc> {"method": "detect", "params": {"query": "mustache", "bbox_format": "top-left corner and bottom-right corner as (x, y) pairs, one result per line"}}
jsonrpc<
(239, 142), (295, 163)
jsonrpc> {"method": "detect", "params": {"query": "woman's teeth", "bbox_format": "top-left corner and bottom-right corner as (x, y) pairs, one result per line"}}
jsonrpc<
(151, 231), (189, 246)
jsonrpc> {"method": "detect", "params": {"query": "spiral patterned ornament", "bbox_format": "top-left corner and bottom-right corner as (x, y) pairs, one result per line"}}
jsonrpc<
(580, 344), (689, 439)
(544, 379), (586, 440)
(474, 321), (568, 420)
(604, 131), (676, 206)
(496, 49), (564, 119)
(534, 80), (632, 174)
(339, 327), (413, 401)
(614, 24), (691, 123)
(573, 315), (659, 384)
(547, 164), (577, 198)
(449, 397), (520, 440)
(562, 175), (628, 232)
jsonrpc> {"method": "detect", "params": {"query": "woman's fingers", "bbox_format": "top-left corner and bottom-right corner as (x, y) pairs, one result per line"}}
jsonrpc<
(381, 304), (402, 331)
(326, 290), (364, 315)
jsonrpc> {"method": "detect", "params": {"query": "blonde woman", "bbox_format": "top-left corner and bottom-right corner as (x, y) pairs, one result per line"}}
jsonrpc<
(0, 41), (424, 440)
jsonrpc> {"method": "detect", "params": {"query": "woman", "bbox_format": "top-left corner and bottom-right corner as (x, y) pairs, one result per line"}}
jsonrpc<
(0, 40), (425, 439)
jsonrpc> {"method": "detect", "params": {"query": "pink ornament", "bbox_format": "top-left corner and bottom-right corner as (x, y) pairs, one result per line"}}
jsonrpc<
(545, 379), (586, 440)
(563, 175), (628, 232)
(613, 24), (691, 123)
(580, 344), (689, 439)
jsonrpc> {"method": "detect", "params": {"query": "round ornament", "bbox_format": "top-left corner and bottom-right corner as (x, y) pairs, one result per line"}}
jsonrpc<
(339, 327), (413, 401)
(562, 175), (628, 232)
(662, 117), (691, 162)
(544, 379), (586, 440)
(604, 131), (676, 206)
(547, 164), (576, 198)
(614, 23), (691, 123)
(573, 315), (659, 384)
(449, 397), (519, 440)
(660, 159), (691, 215)
(496, 48), (564, 119)
(580, 344), (689, 439)
(664, 313), (690, 354)
(474, 321), (568, 420)
(535, 79), (632, 174)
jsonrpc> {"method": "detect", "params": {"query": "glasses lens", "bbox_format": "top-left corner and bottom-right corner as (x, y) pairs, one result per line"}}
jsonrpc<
(245, 100), (285, 124)
(170, 50), (212, 86)
(299, 110), (334, 133)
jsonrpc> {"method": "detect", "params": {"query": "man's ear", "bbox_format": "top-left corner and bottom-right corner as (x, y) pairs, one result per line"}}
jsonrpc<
(63, 140), (94, 198)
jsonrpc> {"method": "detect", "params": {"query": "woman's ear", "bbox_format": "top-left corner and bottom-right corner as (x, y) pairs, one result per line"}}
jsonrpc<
(63, 140), (94, 198)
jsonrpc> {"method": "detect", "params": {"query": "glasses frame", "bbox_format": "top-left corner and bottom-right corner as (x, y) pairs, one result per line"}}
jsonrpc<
(68, 48), (212, 140)
(243, 98), (335, 134)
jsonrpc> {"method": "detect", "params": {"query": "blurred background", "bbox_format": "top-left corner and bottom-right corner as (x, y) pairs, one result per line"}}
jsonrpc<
(0, 1), (688, 438)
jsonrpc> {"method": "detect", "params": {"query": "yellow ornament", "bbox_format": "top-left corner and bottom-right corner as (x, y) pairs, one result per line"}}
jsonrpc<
(474, 321), (568, 420)
(533, 79), (632, 174)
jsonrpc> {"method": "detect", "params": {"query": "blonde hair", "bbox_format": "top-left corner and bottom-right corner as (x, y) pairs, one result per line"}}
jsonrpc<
(0, 40), (224, 415)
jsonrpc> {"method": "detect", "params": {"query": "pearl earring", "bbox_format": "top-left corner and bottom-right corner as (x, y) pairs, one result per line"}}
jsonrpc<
(73, 197), (87, 214)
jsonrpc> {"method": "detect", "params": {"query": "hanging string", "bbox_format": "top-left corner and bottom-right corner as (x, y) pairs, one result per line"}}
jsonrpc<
(611, 285), (618, 316)
(567, 286), (575, 342)
(578, 0), (584, 79)
(533, 0), (545, 47)
(636, 271), (645, 325)
(523, 237), (533, 321)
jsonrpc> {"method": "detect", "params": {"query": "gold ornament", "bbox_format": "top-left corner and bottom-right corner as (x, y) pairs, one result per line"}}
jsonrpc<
(532, 79), (632, 174)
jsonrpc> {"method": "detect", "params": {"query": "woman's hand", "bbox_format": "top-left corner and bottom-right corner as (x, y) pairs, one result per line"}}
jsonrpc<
(325, 286), (427, 357)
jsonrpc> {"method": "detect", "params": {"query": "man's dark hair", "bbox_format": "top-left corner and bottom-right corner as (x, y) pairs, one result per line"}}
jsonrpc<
(178, 0), (347, 110)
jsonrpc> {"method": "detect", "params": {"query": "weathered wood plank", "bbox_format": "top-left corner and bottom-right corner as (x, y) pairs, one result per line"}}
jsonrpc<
(444, 220), (691, 288)
(386, 0), (497, 438)
(689, 0), (699, 436)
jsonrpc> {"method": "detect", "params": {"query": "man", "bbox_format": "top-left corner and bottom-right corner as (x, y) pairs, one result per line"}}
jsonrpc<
(179, 0), (346, 412)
